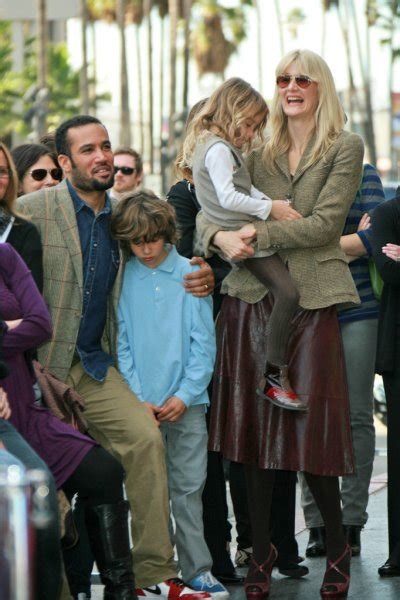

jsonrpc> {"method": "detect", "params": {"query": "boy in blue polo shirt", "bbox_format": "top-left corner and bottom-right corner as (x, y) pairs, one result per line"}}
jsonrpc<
(112, 191), (228, 599)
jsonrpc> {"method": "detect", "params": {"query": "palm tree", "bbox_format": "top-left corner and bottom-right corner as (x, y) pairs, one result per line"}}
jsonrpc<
(168, 0), (178, 145)
(144, 0), (154, 170)
(182, 0), (192, 109)
(80, 0), (90, 113)
(274, 0), (284, 56)
(36, 0), (48, 137)
(117, 0), (131, 145)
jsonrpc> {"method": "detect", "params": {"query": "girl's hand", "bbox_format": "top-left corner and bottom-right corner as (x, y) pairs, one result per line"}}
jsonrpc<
(157, 396), (187, 422)
(5, 319), (22, 330)
(0, 388), (11, 420)
(184, 259), (215, 297)
(213, 228), (255, 261)
(357, 213), (371, 232)
(270, 200), (302, 221)
(382, 243), (400, 262)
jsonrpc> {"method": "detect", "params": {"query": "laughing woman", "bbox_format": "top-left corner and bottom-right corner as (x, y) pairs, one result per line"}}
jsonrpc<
(197, 49), (363, 599)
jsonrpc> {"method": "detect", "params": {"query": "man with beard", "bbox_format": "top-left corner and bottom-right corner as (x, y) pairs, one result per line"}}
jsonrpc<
(17, 115), (215, 600)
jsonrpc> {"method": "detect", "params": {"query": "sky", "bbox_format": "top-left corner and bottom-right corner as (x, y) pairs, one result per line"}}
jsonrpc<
(66, 0), (400, 162)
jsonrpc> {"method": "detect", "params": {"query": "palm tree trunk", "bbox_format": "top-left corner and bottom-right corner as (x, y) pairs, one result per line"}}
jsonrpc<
(117, 0), (131, 145)
(347, 0), (376, 165)
(253, 0), (263, 92)
(182, 0), (192, 109)
(135, 24), (145, 153)
(36, 0), (48, 137)
(160, 14), (166, 181)
(274, 0), (284, 56)
(168, 0), (178, 145)
(80, 0), (90, 114)
(145, 0), (154, 172)
(388, 0), (397, 178)
(337, 1), (359, 129)
(90, 20), (97, 115)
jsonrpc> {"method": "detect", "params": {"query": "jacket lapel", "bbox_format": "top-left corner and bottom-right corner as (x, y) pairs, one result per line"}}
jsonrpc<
(292, 134), (317, 184)
(53, 181), (83, 293)
(274, 153), (291, 180)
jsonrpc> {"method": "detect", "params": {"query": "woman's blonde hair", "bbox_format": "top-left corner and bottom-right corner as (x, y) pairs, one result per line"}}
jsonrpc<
(0, 142), (19, 214)
(182, 77), (268, 166)
(110, 189), (178, 254)
(264, 49), (345, 171)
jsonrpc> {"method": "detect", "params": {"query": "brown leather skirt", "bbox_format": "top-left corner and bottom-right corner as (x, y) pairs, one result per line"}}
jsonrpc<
(209, 295), (355, 476)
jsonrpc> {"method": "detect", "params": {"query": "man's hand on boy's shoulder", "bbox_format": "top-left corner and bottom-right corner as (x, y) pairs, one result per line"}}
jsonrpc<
(183, 257), (215, 297)
(157, 396), (187, 423)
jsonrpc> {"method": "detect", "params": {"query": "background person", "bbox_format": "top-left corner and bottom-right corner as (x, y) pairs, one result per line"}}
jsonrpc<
(0, 243), (136, 599)
(0, 142), (43, 290)
(300, 163), (384, 558)
(371, 186), (400, 577)
(196, 49), (364, 599)
(111, 147), (143, 201)
(11, 143), (63, 196)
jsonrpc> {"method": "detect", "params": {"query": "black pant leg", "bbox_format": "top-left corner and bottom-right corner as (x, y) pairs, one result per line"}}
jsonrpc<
(271, 470), (299, 560)
(383, 361), (400, 559)
(229, 461), (252, 549)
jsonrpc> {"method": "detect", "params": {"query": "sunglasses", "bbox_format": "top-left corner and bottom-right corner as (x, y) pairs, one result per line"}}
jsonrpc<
(30, 168), (63, 182)
(276, 74), (315, 89)
(114, 166), (136, 175)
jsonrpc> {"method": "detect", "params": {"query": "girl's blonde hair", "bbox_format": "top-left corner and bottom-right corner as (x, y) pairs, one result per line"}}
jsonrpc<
(182, 77), (268, 166)
(0, 142), (19, 214)
(264, 49), (345, 171)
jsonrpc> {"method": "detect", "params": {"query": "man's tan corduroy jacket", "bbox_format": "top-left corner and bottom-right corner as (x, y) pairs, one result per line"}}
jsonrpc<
(197, 129), (364, 310)
(18, 181), (122, 381)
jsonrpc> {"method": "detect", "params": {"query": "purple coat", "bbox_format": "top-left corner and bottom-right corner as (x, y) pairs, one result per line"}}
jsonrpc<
(0, 243), (95, 488)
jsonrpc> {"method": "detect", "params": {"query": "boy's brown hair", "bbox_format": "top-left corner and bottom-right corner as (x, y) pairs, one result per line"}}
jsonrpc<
(111, 189), (178, 254)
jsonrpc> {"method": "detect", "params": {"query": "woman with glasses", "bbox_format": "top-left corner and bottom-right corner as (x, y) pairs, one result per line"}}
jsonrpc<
(11, 143), (63, 197)
(197, 49), (363, 598)
(0, 142), (43, 290)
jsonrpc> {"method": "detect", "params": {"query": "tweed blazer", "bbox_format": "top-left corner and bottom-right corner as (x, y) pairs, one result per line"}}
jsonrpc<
(17, 180), (122, 381)
(197, 130), (364, 310)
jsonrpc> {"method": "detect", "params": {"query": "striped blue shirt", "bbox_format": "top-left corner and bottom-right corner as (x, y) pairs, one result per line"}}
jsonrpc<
(338, 164), (385, 323)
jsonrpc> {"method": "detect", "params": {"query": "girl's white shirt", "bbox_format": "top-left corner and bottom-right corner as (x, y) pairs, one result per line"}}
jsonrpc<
(204, 142), (272, 221)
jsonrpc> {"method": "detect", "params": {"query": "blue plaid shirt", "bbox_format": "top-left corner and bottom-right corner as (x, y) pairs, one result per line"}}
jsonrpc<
(67, 180), (119, 381)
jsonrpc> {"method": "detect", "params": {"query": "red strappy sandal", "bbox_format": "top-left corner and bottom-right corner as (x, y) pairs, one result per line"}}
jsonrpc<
(320, 543), (351, 598)
(244, 544), (278, 600)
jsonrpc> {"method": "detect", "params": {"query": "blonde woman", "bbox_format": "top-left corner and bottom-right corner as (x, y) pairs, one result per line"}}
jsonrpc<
(197, 50), (364, 598)
(184, 78), (307, 412)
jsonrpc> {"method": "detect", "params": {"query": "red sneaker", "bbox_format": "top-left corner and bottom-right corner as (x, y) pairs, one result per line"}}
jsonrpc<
(136, 578), (211, 600)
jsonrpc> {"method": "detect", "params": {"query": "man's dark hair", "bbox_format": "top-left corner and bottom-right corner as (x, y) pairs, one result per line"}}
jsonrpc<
(55, 115), (103, 157)
(113, 146), (143, 175)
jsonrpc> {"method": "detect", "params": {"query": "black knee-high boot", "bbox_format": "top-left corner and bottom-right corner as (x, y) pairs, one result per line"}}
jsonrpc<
(85, 500), (137, 600)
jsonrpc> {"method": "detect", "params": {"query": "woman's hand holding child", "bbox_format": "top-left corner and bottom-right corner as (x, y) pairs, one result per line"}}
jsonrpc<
(270, 200), (302, 221)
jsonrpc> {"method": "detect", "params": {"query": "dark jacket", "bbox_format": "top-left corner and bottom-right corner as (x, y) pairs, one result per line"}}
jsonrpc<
(167, 179), (230, 316)
(371, 190), (400, 373)
(8, 216), (43, 292)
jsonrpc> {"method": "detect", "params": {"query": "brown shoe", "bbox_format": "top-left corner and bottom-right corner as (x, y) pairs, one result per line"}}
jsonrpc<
(256, 364), (308, 412)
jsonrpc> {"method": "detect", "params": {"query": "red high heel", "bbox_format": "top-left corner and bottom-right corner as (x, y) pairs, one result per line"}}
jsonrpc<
(320, 544), (351, 598)
(244, 544), (277, 600)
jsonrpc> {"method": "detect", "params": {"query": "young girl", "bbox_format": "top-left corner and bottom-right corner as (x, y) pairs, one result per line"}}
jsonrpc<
(182, 77), (307, 412)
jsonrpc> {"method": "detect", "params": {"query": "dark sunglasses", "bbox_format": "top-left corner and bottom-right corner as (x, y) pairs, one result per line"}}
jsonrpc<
(30, 167), (63, 182)
(276, 74), (314, 89)
(114, 166), (136, 175)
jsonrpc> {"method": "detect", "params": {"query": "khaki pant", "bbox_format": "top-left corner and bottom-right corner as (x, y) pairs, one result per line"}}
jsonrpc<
(66, 363), (176, 587)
